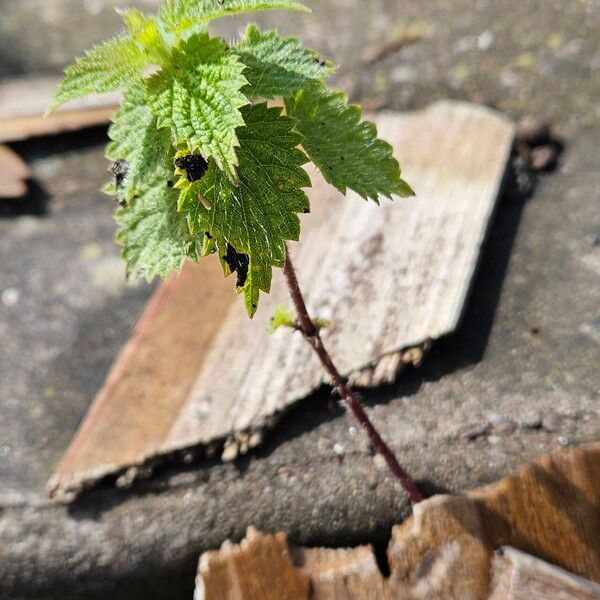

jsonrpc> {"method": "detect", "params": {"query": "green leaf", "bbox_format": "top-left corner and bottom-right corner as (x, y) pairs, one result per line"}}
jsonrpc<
(146, 33), (248, 179)
(106, 82), (173, 202)
(268, 305), (296, 332)
(159, 0), (309, 35)
(285, 83), (414, 201)
(235, 24), (333, 99)
(119, 9), (168, 62)
(116, 177), (201, 281)
(47, 36), (151, 113)
(179, 103), (311, 315)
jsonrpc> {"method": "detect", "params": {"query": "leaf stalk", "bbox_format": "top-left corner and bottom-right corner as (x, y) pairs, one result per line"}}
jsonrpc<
(282, 244), (422, 504)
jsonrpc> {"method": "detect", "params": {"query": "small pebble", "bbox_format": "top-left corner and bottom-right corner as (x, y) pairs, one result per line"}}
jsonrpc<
(515, 117), (551, 146)
(518, 410), (542, 429)
(487, 435), (501, 445)
(476, 29), (494, 51)
(373, 454), (387, 471)
(530, 145), (558, 171)
(1, 288), (20, 307)
(558, 436), (569, 446)
(333, 443), (345, 456)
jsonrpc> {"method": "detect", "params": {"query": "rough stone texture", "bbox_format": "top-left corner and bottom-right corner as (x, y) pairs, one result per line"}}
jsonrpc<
(0, 1), (598, 599)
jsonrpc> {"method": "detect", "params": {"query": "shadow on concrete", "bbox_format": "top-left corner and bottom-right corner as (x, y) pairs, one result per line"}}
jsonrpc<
(1, 125), (108, 217)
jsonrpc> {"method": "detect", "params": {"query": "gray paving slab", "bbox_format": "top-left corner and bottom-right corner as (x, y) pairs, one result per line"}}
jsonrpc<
(0, 0), (598, 598)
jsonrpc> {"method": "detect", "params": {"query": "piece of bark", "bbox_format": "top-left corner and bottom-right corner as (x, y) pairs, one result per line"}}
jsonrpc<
(49, 101), (515, 500)
(0, 75), (118, 142)
(489, 546), (600, 600)
(195, 445), (600, 600)
(195, 527), (309, 600)
(0, 145), (30, 198)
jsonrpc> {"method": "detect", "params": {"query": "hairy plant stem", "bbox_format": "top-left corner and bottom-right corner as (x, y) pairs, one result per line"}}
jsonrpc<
(282, 244), (422, 504)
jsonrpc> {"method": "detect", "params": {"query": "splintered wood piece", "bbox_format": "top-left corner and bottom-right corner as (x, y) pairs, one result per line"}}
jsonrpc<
(195, 445), (600, 600)
(0, 76), (118, 142)
(195, 527), (309, 600)
(489, 546), (600, 600)
(388, 443), (600, 598)
(294, 546), (387, 599)
(0, 145), (30, 198)
(49, 102), (515, 499)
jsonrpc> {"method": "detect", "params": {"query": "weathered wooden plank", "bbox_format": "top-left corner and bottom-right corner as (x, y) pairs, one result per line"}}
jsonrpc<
(194, 445), (600, 600)
(49, 101), (515, 499)
(162, 101), (515, 455)
(489, 547), (600, 600)
(0, 76), (118, 142)
(0, 145), (30, 198)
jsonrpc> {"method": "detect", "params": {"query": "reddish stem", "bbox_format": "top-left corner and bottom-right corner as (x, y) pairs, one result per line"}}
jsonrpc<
(282, 245), (422, 504)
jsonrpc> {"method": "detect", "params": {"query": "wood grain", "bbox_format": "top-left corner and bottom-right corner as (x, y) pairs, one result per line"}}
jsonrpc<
(195, 444), (600, 600)
(489, 546), (600, 600)
(0, 75), (117, 142)
(195, 527), (309, 600)
(49, 101), (515, 500)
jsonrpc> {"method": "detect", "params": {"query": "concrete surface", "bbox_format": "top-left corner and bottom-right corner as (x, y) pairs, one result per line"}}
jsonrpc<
(0, 0), (598, 598)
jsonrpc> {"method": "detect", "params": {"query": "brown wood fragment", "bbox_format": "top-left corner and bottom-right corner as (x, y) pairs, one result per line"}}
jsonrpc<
(195, 444), (600, 600)
(489, 546), (600, 600)
(296, 545), (387, 599)
(0, 76), (117, 142)
(388, 443), (600, 598)
(49, 102), (515, 499)
(47, 260), (236, 500)
(196, 527), (309, 600)
(0, 145), (30, 198)
(361, 30), (424, 65)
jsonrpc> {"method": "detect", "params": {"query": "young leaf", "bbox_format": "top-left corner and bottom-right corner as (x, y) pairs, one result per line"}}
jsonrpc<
(179, 103), (311, 314)
(116, 177), (201, 281)
(285, 82), (414, 201)
(159, 0), (309, 35)
(106, 82), (173, 202)
(268, 305), (296, 332)
(47, 36), (151, 113)
(145, 33), (248, 179)
(119, 9), (168, 62)
(235, 24), (332, 98)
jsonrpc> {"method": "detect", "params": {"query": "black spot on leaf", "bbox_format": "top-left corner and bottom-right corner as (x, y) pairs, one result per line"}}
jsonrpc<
(108, 159), (129, 188)
(174, 154), (209, 182)
(223, 243), (249, 288)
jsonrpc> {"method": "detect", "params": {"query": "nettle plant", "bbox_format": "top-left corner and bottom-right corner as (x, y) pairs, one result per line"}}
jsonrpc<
(50, 0), (422, 503)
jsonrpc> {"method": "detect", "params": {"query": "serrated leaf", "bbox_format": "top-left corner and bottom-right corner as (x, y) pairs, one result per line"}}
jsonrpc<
(159, 0), (309, 35)
(146, 33), (248, 179)
(47, 36), (151, 113)
(285, 83), (414, 201)
(106, 82), (174, 202)
(116, 177), (201, 281)
(179, 103), (311, 314)
(235, 24), (333, 99)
